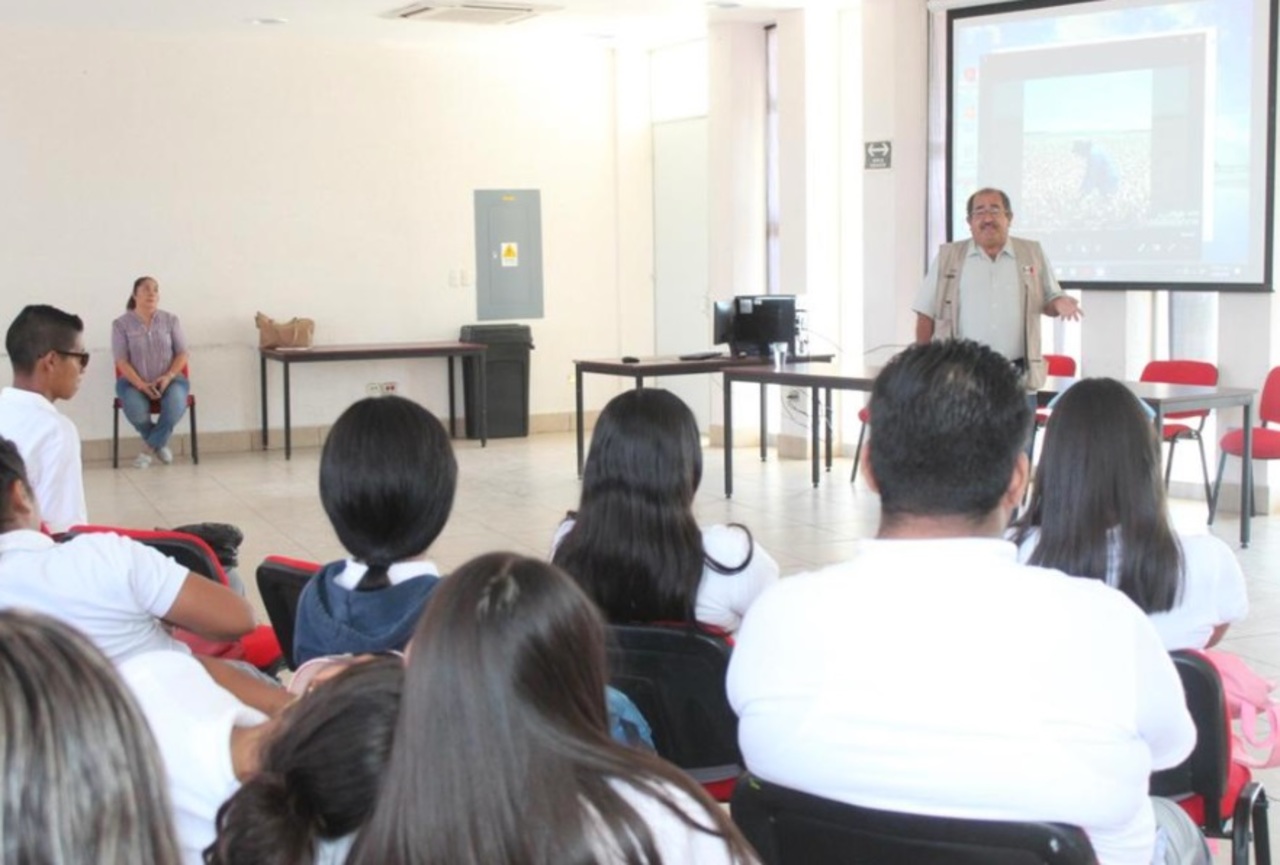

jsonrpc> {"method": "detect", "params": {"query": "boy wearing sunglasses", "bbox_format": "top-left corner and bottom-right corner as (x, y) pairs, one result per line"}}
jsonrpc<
(0, 304), (89, 533)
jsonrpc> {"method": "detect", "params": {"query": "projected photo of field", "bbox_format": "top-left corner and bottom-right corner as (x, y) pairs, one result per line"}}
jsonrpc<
(1019, 131), (1152, 231)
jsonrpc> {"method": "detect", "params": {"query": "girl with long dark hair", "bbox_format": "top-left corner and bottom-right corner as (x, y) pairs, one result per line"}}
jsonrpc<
(1012, 377), (1246, 649)
(349, 552), (759, 865)
(205, 656), (403, 865)
(553, 388), (777, 630)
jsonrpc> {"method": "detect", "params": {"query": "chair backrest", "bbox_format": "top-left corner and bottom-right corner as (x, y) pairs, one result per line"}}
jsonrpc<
(731, 774), (1097, 865)
(1260, 365), (1280, 427)
(1043, 354), (1077, 377)
(1149, 650), (1232, 828)
(605, 624), (740, 782)
(1139, 360), (1219, 421)
(255, 556), (319, 671)
(61, 525), (229, 586)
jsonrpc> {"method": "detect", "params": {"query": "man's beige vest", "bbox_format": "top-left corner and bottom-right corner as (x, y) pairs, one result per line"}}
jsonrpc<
(929, 237), (1050, 389)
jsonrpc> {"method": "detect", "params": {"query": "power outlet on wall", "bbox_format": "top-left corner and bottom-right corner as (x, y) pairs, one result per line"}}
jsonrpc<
(366, 382), (399, 396)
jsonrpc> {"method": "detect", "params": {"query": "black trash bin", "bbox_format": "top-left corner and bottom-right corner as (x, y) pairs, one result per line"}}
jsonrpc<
(460, 324), (534, 439)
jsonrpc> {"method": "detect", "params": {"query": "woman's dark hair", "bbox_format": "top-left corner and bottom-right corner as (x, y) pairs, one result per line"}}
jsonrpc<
(0, 610), (182, 865)
(128, 276), (154, 311)
(1012, 377), (1184, 612)
(320, 395), (458, 591)
(552, 388), (752, 623)
(205, 657), (404, 865)
(349, 552), (755, 865)
(0, 437), (32, 531)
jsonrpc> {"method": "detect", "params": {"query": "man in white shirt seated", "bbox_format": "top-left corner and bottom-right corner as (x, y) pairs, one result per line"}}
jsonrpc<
(727, 339), (1208, 865)
(0, 304), (89, 533)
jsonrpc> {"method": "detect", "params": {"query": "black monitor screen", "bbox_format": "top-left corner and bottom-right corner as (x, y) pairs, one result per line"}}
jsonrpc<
(726, 295), (796, 356)
(713, 300), (735, 346)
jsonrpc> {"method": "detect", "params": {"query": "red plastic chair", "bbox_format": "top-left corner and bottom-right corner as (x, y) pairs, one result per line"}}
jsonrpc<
(1028, 354), (1078, 459)
(60, 524), (283, 671)
(1150, 650), (1271, 865)
(606, 623), (740, 802)
(1209, 365), (1280, 525)
(112, 363), (198, 468)
(1140, 360), (1218, 503)
(255, 555), (321, 671)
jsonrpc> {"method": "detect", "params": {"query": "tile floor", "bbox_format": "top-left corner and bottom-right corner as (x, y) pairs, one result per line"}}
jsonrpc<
(86, 432), (1279, 861)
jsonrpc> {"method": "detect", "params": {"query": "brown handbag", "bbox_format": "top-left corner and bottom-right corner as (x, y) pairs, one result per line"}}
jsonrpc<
(255, 312), (315, 349)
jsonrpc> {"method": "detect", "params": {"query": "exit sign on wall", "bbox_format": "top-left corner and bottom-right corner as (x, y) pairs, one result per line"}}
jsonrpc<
(865, 140), (892, 170)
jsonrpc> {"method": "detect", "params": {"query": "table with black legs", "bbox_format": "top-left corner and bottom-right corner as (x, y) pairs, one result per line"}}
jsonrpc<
(718, 365), (1257, 548)
(722, 362), (877, 497)
(260, 341), (487, 459)
(573, 354), (832, 478)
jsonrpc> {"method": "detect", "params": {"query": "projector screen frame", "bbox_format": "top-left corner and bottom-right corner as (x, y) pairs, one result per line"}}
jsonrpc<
(943, 0), (1278, 293)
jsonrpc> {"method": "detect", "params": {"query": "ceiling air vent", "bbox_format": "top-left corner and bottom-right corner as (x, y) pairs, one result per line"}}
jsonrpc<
(386, 3), (547, 25)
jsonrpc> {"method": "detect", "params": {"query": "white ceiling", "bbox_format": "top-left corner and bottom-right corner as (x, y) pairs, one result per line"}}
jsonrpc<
(0, 0), (850, 49)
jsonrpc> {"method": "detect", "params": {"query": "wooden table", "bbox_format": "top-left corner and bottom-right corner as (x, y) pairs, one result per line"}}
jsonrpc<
(573, 354), (833, 477)
(260, 341), (487, 459)
(722, 362), (876, 496)
(720, 366), (1257, 547)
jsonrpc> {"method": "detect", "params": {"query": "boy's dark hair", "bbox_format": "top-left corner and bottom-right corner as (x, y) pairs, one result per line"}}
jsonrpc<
(868, 339), (1030, 521)
(5, 305), (84, 373)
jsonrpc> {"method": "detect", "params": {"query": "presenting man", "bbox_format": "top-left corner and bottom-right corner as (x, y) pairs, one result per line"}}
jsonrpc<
(727, 340), (1207, 865)
(0, 305), (88, 532)
(914, 188), (1081, 388)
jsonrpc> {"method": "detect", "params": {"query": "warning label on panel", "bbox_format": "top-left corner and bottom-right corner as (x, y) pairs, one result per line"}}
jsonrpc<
(501, 242), (519, 267)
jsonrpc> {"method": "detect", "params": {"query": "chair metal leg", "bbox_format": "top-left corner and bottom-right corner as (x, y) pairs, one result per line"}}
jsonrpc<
(1209, 451), (1228, 525)
(1253, 786), (1271, 865)
(189, 399), (199, 465)
(1233, 781), (1267, 865)
(112, 401), (120, 469)
(1164, 438), (1178, 488)
(850, 421), (868, 483)
(1196, 435), (1212, 506)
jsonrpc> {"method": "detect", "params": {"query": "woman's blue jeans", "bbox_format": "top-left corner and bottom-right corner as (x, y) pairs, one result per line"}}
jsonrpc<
(116, 375), (189, 452)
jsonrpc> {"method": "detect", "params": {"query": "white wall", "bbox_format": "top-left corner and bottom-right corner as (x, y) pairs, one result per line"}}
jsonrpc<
(0, 27), (649, 441)
(858, 0), (928, 357)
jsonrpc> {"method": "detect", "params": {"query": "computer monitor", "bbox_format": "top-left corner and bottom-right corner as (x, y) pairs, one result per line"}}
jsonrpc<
(714, 295), (797, 357)
(713, 300), (735, 346)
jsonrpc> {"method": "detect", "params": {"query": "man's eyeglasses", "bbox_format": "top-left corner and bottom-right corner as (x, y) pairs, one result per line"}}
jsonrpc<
(54, 350), (90, 370)
(969, 206), (1008, 219)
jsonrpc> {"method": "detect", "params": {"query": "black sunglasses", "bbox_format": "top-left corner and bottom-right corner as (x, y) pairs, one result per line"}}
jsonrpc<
(54, 349), (90, 370)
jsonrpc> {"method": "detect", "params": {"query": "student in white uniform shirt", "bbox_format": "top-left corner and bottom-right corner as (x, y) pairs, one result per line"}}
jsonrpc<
(119, 650), (273, 865)
(0, 436), (289, 715)
(349, 553), (758, 865)
(553, 388), (778, 632)
(728, 340), (1207, 865)
(1012, 377), (1248, 650)
(0, 304), (89, 533)
(206, 656), (403, 865)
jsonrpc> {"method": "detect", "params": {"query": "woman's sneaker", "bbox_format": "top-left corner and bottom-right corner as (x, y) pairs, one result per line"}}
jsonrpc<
(156, 446), (174, 465)
(133, 452), (152, 469)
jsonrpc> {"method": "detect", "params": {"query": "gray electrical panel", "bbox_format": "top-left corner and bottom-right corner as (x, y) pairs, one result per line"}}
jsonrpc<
(474, 189), (544, 320)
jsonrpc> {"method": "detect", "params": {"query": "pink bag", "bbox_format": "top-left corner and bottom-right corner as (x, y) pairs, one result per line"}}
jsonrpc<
(1203, 648), (1280, 769)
